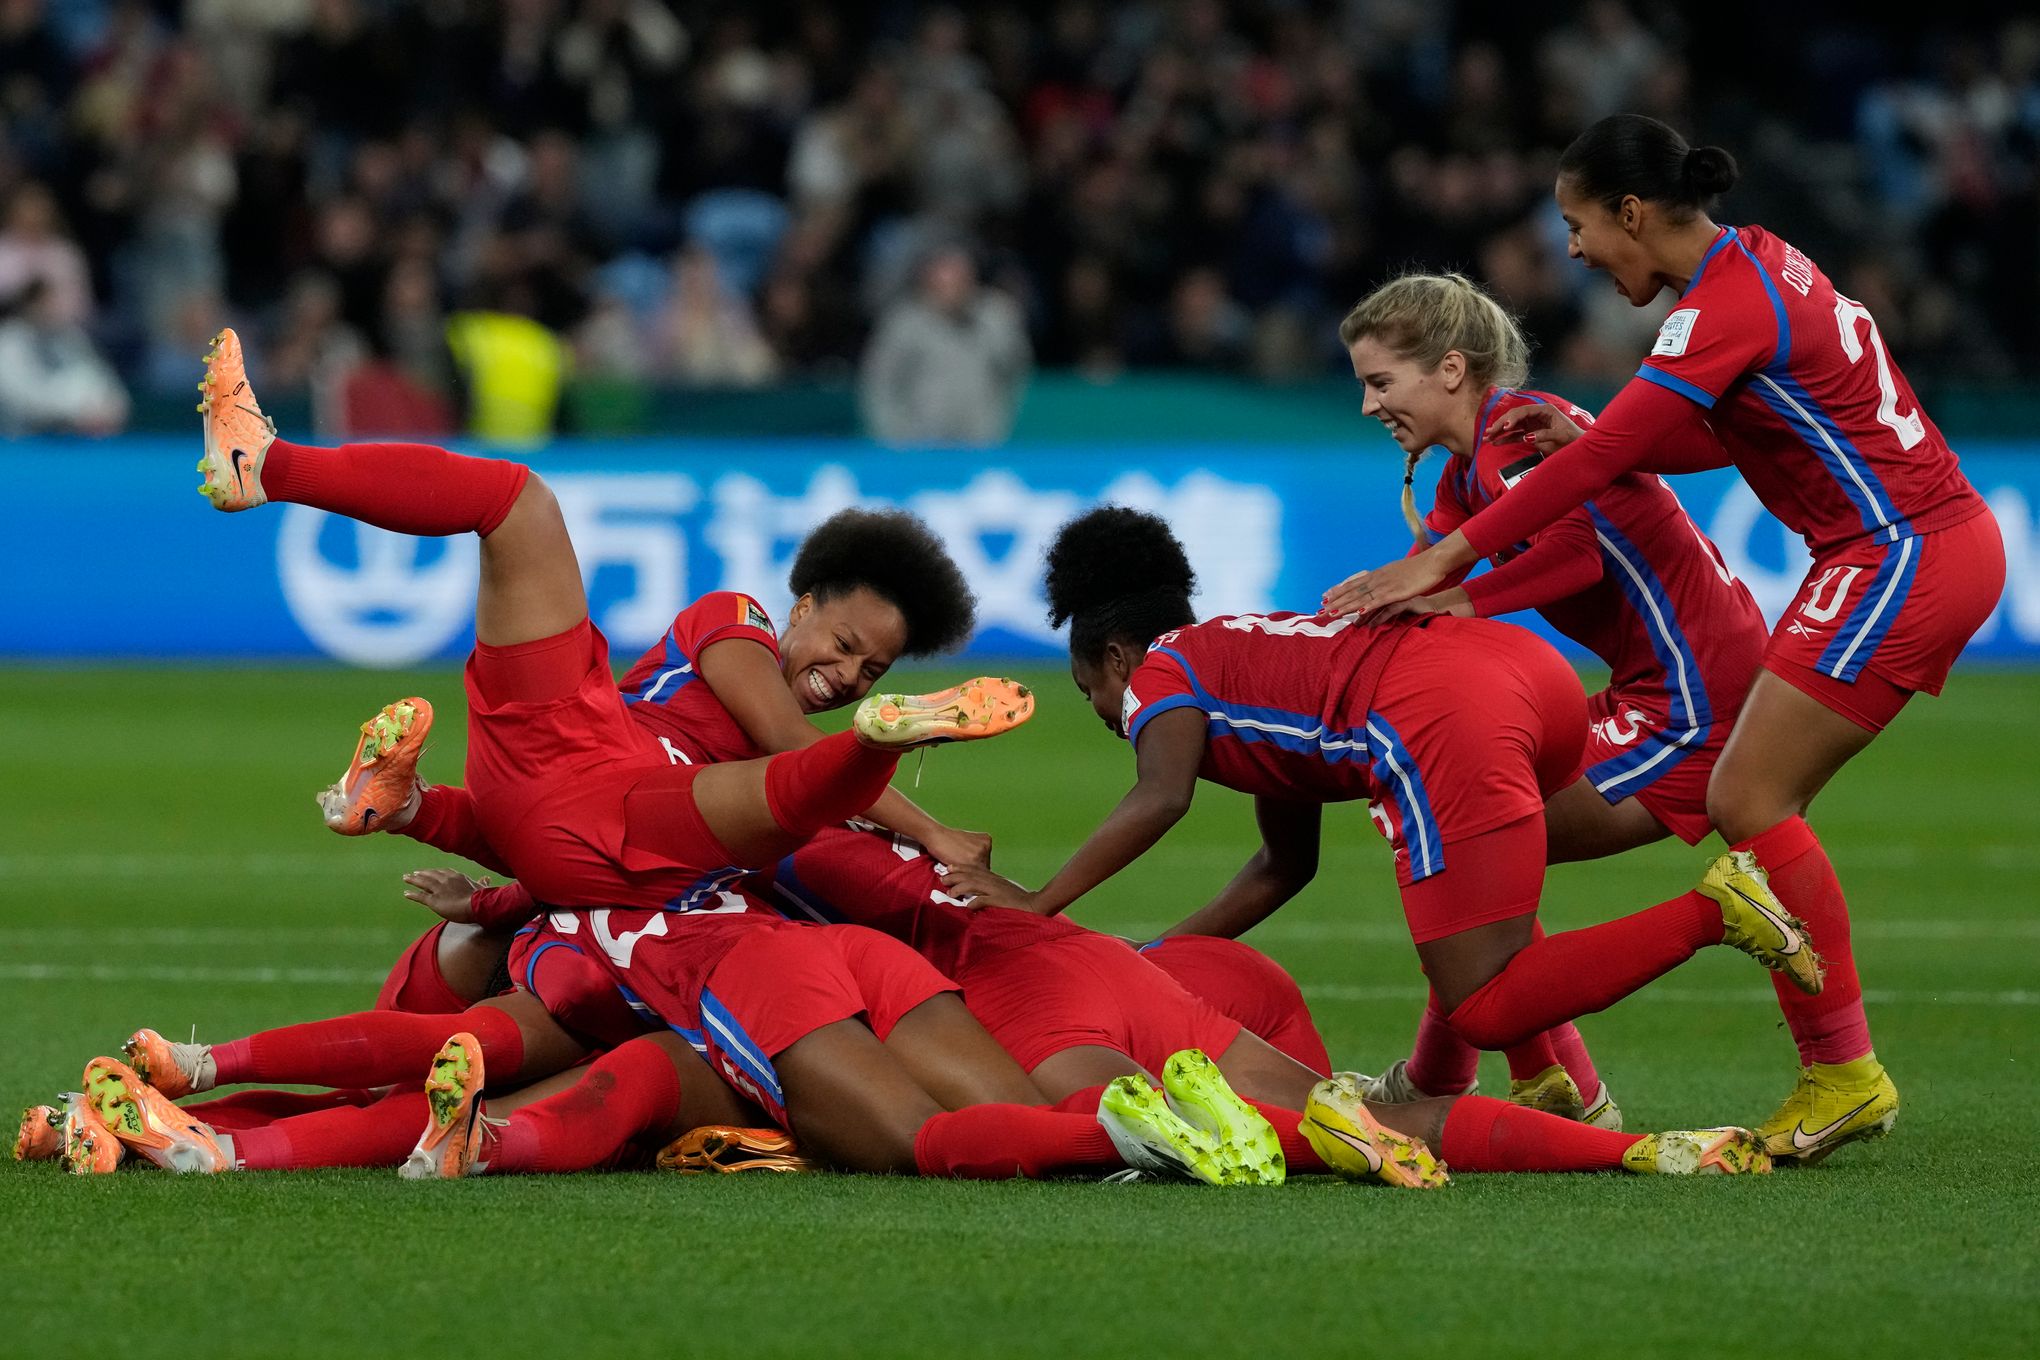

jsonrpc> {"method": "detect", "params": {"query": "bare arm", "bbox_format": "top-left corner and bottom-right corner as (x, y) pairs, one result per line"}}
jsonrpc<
(1160, 797), (1322, 939)
(940, 707), (1208, 916)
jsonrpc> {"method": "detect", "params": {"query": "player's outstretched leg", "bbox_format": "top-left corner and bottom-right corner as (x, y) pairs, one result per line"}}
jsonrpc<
(194, 326), (584, 651)
(1359, 1086), (1768, 1177)
(683, 691), (1034, 868)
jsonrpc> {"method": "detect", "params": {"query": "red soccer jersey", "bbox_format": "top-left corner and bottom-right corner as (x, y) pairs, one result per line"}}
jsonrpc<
(1463, 225), (1985, 558)
(1118, 612), (1417, 803)
(1426, 387), (1766, 797)
(616, 591), (777, 765)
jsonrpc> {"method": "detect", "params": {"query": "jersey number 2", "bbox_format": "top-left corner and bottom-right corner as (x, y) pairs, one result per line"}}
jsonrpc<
(1833, 296), (1925, 450)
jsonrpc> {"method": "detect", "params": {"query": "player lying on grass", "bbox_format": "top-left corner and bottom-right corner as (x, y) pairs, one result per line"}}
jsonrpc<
(38, 860), (1765, 1183)
(745, 827), (1767, 1181)
(1329, 270), (1770, 1123)
(1321, 116), (2007, 1164)
(941, 509), (1825, 1086)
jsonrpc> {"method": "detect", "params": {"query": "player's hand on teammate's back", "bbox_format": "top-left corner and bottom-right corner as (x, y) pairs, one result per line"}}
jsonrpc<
(401, 868), (490, 923)
(1485, 401), (1585, 453)
(920, 824), (994, 872)
(1322, 550), (1450, 618)
(938, 864), (1043, 913)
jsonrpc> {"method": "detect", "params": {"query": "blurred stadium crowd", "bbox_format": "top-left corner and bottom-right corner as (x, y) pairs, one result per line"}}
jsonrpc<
(0, 0), (2034, 438)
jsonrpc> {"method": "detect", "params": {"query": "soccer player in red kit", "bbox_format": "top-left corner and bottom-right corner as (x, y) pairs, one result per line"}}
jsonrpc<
(1330, 271), (1769, 1123)
(354, 509), (1005, 880)
(194, 326), (1029, 922)
(1326, 116), (2006, 1163)
(942, 508), (1819, 1109)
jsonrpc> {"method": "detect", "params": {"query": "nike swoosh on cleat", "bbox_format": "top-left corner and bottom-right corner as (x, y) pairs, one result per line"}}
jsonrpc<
(1312, 1119), (1383, 1172)
(1730, 883), (1801, 955)
(361, 806), (378, 829)
(1791, 1098), (1877, 1151)
(230, 448), (249, 492)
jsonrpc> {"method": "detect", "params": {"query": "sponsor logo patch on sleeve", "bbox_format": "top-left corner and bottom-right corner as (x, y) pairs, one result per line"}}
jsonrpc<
(743, 600), (776, 635)
(1651, 308), (1700, 358)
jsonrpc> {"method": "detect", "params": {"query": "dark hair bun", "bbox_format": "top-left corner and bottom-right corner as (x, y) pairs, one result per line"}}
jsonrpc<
(1044, 506), (1196, 629)
(789, 508), (977, 656)
(1684, 145), (1739, 198)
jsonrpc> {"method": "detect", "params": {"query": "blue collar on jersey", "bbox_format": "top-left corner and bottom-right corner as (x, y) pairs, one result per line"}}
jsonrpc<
(1683, 225), (1739, 296)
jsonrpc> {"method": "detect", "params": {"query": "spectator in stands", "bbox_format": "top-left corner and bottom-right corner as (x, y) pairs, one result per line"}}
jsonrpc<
(653, 239), (777, 386)
(0, 181), (92, 327)
(859, 241), (1029, 446)
(0, 277), (128, 434)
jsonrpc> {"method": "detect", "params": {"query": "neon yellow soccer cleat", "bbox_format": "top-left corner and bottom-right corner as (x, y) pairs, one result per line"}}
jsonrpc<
(1300, 1075), (1449, 1189)
(1158, 1048), (1284, 1186)
(1097, 1075), (1245, 1186)
(1621, 1127), (1771, 1176)
(853, 678), (1035, 748)
(195, 326), (275, 512)
(1508, 1064), (1586, 1121)
(1700, 850), (1824, 996)
(1756, 1056), (1899, 1165)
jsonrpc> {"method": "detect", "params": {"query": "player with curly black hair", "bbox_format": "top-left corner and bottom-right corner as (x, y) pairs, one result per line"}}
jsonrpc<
(941, 505), (1820, 1177)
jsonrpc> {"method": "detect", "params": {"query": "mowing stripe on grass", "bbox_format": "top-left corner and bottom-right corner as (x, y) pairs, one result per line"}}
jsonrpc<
(4, 961), (2036, 1006)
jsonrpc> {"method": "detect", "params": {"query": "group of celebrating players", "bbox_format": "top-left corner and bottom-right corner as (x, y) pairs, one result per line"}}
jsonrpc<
(19, 115), (2004, 1190)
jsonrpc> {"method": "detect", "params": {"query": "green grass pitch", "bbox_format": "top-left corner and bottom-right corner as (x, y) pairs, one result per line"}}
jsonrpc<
(2, 663), (2035, 1358)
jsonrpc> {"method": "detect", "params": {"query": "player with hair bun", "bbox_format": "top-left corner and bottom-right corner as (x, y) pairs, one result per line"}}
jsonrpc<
(1326, 114), (2006, 1163)
(1333, 270), (1769, 1117)
(940, 506), (1801, 1171)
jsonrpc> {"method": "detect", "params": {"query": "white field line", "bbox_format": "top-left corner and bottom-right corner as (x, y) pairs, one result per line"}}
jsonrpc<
(1120, 918), (2040, 944)
(1297, 982), (2040, 1008)
(0, 852), (419, 878)
(1, 962), (387, 987)
(1, 962), (2034, 1008)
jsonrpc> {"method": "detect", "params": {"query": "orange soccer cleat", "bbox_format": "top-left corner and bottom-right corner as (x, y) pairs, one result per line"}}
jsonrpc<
(121, 1027), (212, 1099)
(15, 1104), (61, 1162)
(82, 1057), (229, 1173)
(317, 697), (433, 836)
(58, 1093), (125, 1175)
(655, 1125), (815, 1174)
(399, 1032), (488, 1181)
(194, 326), (275, 512)
(852, 678), (1036, 748)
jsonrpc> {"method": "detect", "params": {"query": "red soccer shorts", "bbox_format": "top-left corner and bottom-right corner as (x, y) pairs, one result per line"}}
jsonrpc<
(374, 923), (469, 1015)
(1763, 507), (2004, 730)
(1581, 682), (1721, 844)
(461, 620), (744, 908)
(957, 928), (1243, 1074)
(696, 921), (957, 1127)
(1137, 934), (1330, 1076)
(1363, 623), (1586, 896)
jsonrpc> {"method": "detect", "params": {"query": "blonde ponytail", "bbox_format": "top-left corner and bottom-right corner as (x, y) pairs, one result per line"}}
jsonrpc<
(1401, 449), (1425, 546)
(1339, 271), (1532, 551)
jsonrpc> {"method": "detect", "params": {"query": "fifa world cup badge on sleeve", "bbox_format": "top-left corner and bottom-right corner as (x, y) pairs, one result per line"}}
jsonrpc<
(1652, 308), (1700, 358)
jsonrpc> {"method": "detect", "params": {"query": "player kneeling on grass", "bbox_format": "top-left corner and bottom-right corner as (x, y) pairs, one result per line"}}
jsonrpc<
(941, 508), (1821, 1116)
